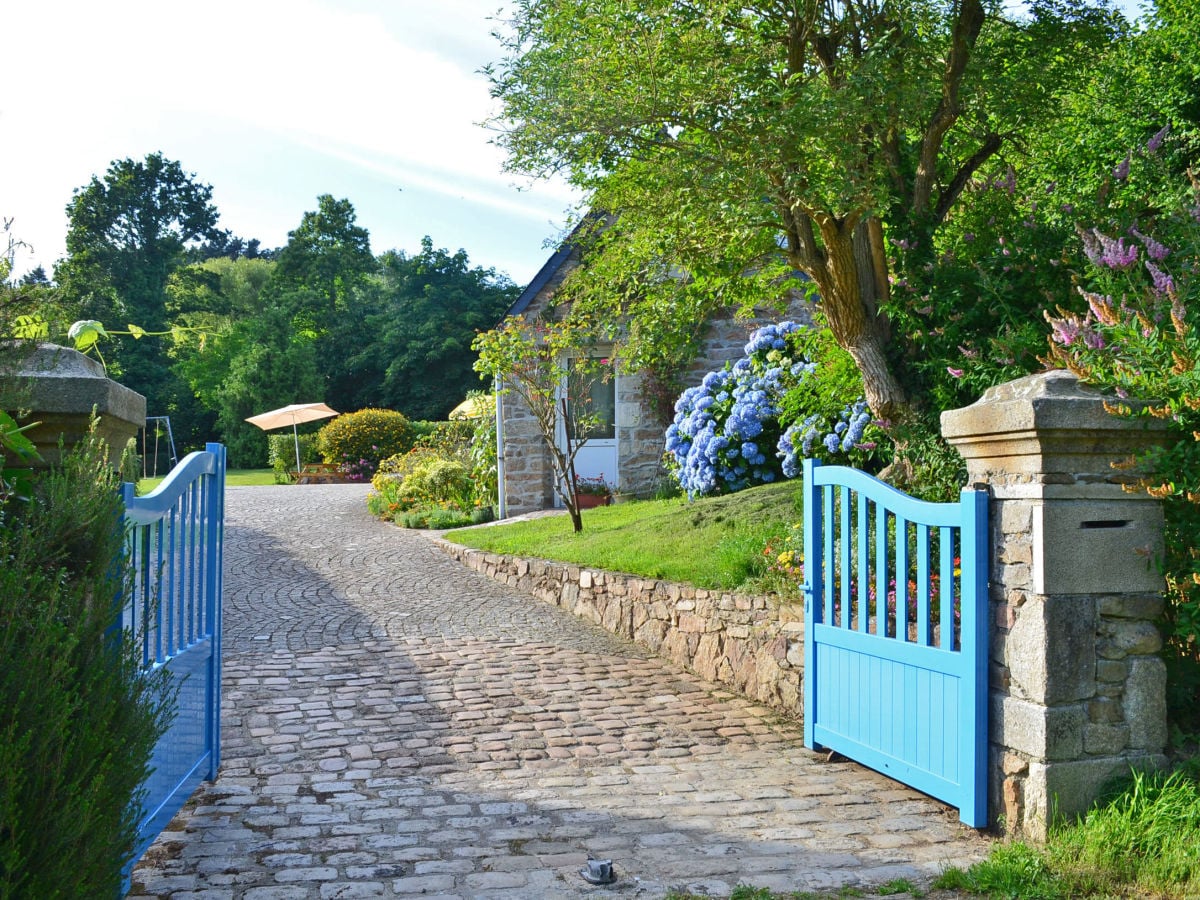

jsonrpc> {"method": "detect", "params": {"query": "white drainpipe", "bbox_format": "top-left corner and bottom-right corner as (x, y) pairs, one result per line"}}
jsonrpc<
(494, 377), (507, 519)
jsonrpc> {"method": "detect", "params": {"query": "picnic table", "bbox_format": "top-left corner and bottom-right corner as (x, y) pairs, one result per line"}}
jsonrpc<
(293, 463), (345, 484)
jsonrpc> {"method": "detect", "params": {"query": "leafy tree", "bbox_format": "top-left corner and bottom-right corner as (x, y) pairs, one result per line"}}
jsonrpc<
(208, 305), (324, 467)
(488, 0), (1122, 424)
(271, 195), (374, 317)
(474, 316), (613, 533)
(163, 256), (328, 465)
(18, 266), (49, 287)
(266, 196), (375, 412)
(54, 153), (222, 446)
(354, 238), (519, 418)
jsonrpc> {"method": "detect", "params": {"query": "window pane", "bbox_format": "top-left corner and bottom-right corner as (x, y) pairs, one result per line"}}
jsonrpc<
(568, 358), (615, 440)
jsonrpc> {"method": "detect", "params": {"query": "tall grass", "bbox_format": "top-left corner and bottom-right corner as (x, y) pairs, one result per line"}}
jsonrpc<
(936, 763), (1200, 898)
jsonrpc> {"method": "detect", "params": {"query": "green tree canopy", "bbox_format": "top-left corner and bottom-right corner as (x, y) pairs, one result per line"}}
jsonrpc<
(271, 194), (374, 318)
(489, 0), (1123, 421)
(54, 153), (222, 445)
(354, 238), (519, 419)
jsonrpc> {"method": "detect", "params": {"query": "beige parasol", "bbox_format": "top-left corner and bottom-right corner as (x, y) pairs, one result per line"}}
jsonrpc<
(245, 403), (339, 472)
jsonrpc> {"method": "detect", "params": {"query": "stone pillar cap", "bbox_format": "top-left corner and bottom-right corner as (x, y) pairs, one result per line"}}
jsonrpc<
(5, 342), (146, 423)
(941, 369), (1161, 443)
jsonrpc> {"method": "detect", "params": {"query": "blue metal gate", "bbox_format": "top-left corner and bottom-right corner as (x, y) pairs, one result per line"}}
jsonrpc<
(122, 442), (226, 864)
(802, 459), (988, 826)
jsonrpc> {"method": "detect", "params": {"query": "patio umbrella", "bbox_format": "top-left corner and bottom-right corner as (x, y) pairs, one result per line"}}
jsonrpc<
(448, 394), (494, 420)
(245, 403), (339, 472)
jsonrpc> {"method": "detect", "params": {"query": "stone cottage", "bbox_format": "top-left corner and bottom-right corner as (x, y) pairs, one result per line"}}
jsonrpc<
(496, 232), (810, 516)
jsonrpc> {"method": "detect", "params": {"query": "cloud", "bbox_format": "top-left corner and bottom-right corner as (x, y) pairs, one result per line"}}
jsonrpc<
(0, 0), (578, 280)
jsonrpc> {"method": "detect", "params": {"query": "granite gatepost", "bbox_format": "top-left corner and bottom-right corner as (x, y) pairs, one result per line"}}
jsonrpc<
(942, 370), (1168, 838)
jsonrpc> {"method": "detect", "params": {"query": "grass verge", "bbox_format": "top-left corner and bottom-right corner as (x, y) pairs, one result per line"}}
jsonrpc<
(934, 763), (1200, 898)
(138, 467), (276, 492)
(445, 480), (803, 592)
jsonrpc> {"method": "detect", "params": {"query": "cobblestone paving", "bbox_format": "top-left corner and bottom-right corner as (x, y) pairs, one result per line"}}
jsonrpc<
(128, 484), (991, 899)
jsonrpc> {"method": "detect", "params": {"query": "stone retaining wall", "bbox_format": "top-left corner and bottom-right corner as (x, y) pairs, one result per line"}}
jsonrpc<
(436, 539), (805, 715)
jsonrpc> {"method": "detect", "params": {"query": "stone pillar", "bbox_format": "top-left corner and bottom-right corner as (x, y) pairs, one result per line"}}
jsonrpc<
(942, 370), (1168, 838)
(3, 343), (146, 470)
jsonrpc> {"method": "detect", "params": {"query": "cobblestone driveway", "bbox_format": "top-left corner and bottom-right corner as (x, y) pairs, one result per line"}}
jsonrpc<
(128, 484), (990, 899)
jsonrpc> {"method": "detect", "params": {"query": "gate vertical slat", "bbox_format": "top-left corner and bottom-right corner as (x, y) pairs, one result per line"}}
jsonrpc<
(803, 458), (989, 827)
(802, 461), (822, 749)
(839, 486), (851, 619)
(896, 515), (908, 641)
(940, 527), (955, 650)
(874, 503), (887, 635)
(916, 525), (931, 645)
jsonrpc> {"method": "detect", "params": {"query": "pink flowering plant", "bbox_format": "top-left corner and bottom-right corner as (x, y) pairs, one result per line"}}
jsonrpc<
(1043, 133), (1200, 726)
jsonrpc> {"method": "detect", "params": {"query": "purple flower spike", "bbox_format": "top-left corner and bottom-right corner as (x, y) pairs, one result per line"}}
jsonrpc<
(1130, 227), (1170, 261)
(1146, 260), (1176, 296)
(1146, 125), (1169, 154)
(1094, 230), (1138, 269)
(1051, 318), (1082, 347)
(1113, 151), (1131, 180)
(946, 366), (964, 378)
(1078, 226), (1103, 265)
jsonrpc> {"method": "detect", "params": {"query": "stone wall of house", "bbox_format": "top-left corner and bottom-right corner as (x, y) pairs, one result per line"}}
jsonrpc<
(499, 268), (815, 513)
(943, 370), (1168, 838)
(437, 539), (805, 713)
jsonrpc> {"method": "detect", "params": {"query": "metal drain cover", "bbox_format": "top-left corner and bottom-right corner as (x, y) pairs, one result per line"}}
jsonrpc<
(580, 857), (616, 885)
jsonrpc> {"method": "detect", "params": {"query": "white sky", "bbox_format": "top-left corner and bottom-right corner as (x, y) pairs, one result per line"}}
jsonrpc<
(0, 0), (579, 286)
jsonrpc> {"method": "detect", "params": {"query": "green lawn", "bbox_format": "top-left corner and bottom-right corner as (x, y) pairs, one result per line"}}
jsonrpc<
(138, 468), (276, 492)
(446, 480), (803, 592)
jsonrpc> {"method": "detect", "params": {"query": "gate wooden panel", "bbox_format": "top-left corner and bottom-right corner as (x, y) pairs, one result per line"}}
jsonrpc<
(802, 459), (988, 827)
(122, 442), (226, 865)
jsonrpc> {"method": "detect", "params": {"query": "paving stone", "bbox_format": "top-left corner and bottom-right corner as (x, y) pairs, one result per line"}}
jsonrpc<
(127, 485), (992, 899)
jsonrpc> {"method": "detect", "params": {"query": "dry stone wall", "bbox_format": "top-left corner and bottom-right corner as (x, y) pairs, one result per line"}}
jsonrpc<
(436, 540), (805, 715)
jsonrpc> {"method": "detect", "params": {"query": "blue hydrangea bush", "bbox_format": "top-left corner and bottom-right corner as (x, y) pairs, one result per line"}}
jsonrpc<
(665, 322), (875, 496)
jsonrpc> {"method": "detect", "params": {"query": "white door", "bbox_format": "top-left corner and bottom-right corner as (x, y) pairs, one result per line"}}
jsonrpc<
(558, 357), (618, 501)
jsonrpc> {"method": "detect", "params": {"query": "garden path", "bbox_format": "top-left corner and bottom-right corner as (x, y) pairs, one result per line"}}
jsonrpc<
(127, 484), (991, 899)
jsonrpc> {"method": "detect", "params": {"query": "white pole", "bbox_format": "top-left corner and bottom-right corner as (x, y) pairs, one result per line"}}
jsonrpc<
(495, 377), (507, 519)
(293, 421), (301, 472)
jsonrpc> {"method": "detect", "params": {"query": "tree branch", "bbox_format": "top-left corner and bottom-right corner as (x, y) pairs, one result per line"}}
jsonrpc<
(912, 0), (986, 219)
(933, 131), (1003, 226)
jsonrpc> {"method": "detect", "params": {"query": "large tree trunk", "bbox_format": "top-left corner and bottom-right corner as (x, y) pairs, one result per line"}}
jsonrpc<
(803, 213), (910, 422)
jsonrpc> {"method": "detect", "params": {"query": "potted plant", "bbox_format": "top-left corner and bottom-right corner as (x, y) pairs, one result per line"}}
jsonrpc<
(574, 474), (612, 508)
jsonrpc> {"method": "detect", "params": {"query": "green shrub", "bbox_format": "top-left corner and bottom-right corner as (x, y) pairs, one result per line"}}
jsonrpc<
(370, 447), (441, 494)
(0, 427), (172, 898)
(398, 503), (476, 530)
(317, 408), (413, 478)
(267, 433), (319, 468)
(267, 433), (320, 483)
(403, 457), (474, 509)
(407, 420), (441, 445)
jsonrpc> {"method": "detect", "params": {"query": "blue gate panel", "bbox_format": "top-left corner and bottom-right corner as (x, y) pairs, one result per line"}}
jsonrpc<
(137, 639), (215, 845)
(812, 629), (963, 802)
(122, 442), (225, 876)
(803, 459), (988, 827)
